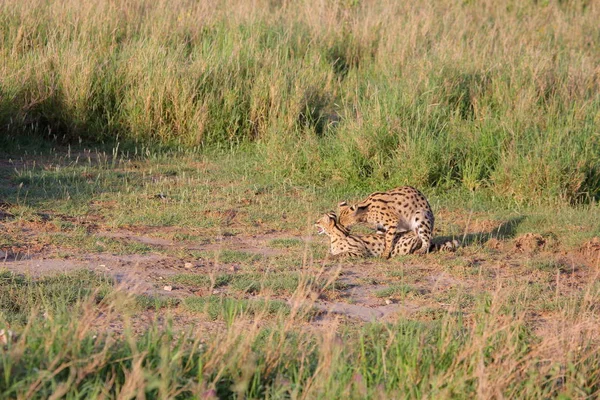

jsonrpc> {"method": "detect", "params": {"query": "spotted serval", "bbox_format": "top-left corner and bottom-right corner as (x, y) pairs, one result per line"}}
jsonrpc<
(337, 186), (434, 258)
(315, 211), (422, 258)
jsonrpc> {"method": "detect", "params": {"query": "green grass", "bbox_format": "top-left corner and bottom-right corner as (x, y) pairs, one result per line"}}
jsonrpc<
(170, 272), (321, 296)
(44, 231), (154, 255)
(0, 269), (113, 326)
(2, 145), (600, 243)
(169, 273), (232, 289)
(268, 238), (305, 248)
(199, 249), (263, 264)
(134, 294), (181, 311)
(229, 273), (299, 294)
(182, 296), (292, 321)
(374, 284), (424, 299)
(2, 0), (600, 203)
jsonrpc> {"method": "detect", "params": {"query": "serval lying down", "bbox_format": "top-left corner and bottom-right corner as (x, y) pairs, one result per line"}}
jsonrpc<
(316, 211), (458, 258)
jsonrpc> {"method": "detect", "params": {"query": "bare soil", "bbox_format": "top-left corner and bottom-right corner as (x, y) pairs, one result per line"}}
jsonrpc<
(3, 225), (599, 328)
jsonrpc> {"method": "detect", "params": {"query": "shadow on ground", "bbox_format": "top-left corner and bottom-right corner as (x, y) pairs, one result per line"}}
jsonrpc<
(435, 216), (526, 247)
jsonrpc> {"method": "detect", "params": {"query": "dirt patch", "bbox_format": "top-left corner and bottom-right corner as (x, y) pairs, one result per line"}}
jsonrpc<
(4, 220), (600, 332)
(188, 234), (286, 257)
(313, 301), (405, 322)
(3, 253), (166, 276)
(580, 237), (600, 259)
(427, 272), (465, 290)
(94, 229), (300, 258)
(485, 238), (503, 250)
(514, 233), (546, 253)
(466, 218), (500, 235)
(100, 231), (176, 247)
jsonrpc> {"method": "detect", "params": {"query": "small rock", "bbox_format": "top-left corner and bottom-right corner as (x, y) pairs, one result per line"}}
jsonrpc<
(385, 299), (393, 305)
(229, 264), (238, 272)
(184, 262), (194, 269)
(212, 289), (220, 295)
(163, 285), (173, 292)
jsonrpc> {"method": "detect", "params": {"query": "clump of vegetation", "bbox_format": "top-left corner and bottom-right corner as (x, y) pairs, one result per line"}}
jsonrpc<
(2, 0), (599, 203)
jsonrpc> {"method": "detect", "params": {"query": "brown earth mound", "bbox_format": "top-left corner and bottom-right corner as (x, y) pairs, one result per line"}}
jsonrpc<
(485, 238), (502, 250)
(580, 237), (600, 260)
(514, 233), (546, 253)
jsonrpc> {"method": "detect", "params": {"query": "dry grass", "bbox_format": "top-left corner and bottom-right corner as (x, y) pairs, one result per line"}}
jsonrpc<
(1, 257), (600, 398)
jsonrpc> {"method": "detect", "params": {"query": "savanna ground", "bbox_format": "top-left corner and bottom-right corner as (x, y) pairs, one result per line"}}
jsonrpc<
(2, 148), (600, 398)
(2, 0), (600, 398)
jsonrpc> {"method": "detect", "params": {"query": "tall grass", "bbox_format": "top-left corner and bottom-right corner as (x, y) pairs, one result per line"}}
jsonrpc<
(1, 0), (599, 201)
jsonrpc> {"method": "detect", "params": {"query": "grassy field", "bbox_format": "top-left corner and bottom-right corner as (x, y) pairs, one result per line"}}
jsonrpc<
(2, 0), (600, 202)
(2, 0), (600, 398)
(0, 149), (599, 398)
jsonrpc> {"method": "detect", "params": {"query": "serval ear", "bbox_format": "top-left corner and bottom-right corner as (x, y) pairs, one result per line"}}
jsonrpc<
(327, 211), (337, 226)
(353, 202), (369, 215)
(337, 201), (348, 209)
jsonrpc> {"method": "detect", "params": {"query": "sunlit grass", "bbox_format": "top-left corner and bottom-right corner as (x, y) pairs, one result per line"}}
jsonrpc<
(2, 0), (600, 202)
(1, 268), (600, 398)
